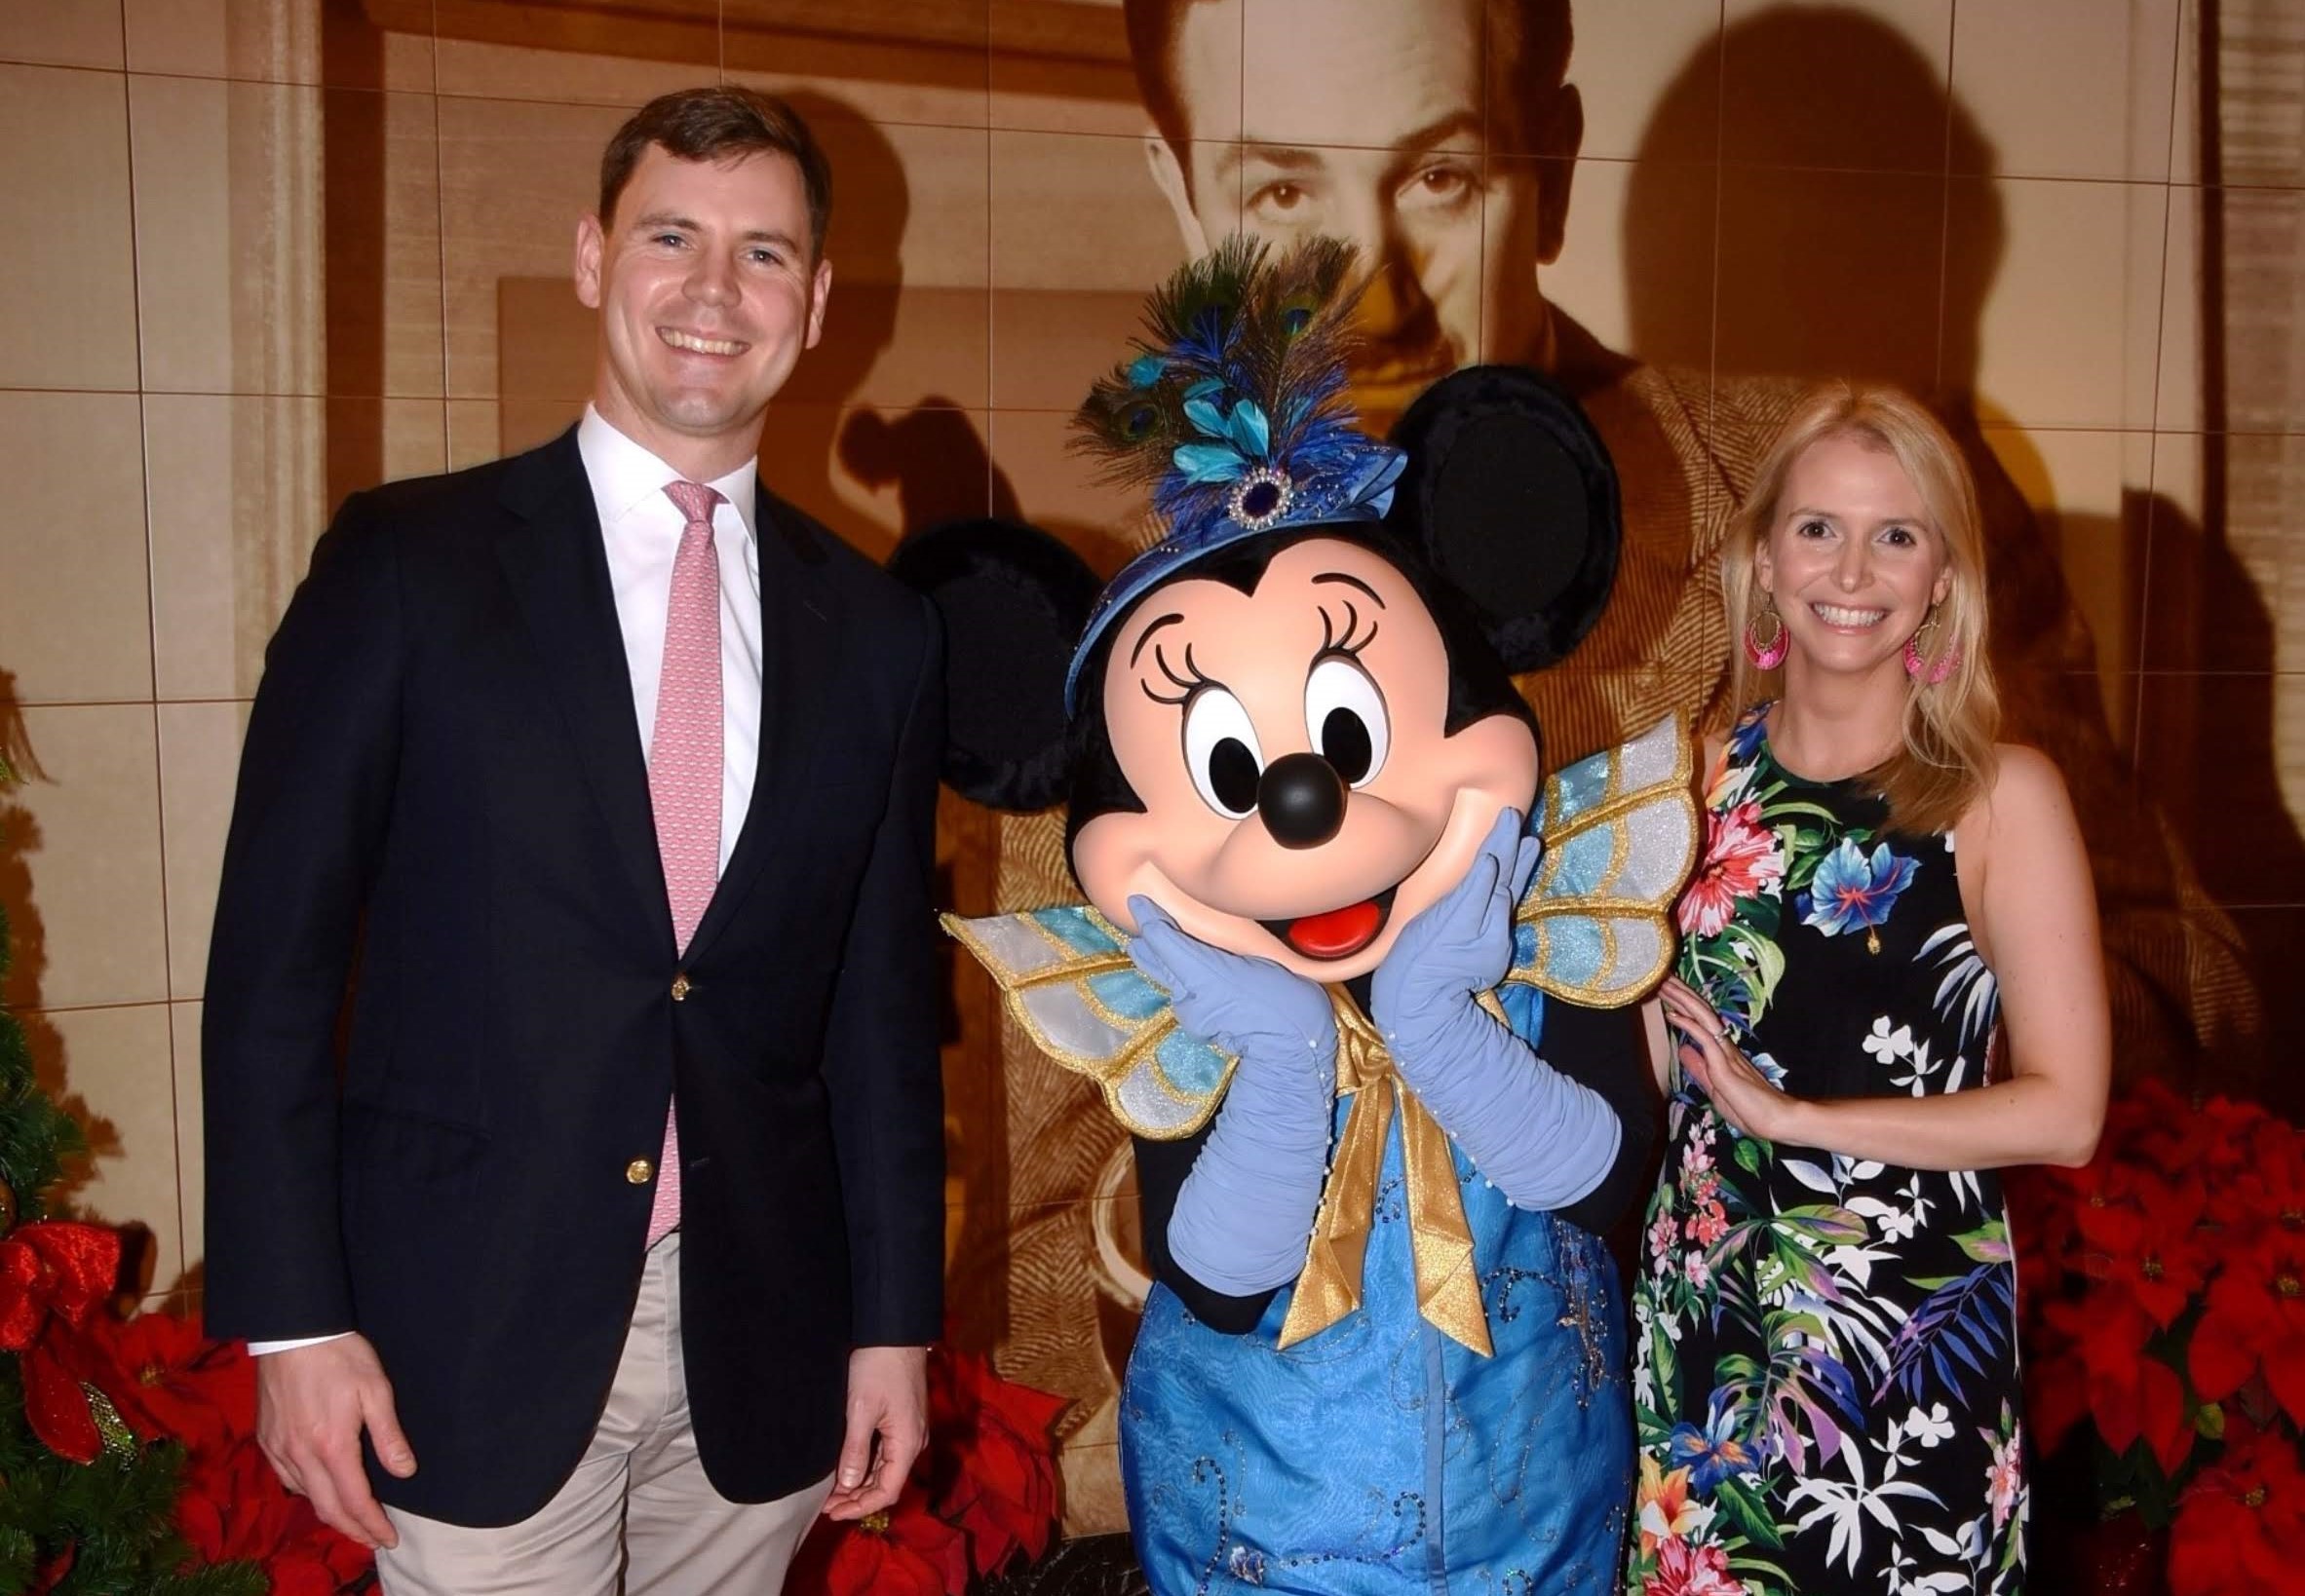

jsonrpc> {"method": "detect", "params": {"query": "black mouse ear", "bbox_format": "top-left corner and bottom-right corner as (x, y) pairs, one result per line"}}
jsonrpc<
(887, 517), (1097, 812)
(1384, 364), (1623, 672)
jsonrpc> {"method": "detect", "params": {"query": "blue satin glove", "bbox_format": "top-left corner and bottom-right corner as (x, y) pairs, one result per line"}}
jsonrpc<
(1129, 897), (1336, 1296)
(1370, 808), (1623, 1211)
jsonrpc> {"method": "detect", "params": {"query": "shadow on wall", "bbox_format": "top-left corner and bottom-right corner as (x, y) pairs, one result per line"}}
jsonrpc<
(779, 90), (1023, 559)
(1623, 3), (2286, 1114)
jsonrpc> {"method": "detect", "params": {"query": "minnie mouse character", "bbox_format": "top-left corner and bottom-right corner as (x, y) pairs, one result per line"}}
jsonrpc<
(897, 240), (1695, 1592)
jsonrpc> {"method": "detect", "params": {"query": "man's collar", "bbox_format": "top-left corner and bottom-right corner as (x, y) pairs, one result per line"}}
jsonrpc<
(576, 404), (758, 537)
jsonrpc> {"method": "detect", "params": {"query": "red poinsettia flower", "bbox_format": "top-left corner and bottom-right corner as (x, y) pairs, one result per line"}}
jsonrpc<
(2022, 1290), (2104, 1458)
(2169, 1416), (2305, 1595)
(926, 1348), (1066, 1576)
(2133, 1085), (2267, 1189)
(2189, 1229), (2305, 1427)
(2053, 1295), (2194, 1478)
(788, 1484), (971, 1596)
(69, 1306), (255, 1453)
(2209, 1115), (2305, 1235)
(177, 1435), (371, 1591)
(2006, 1165), (2090, 1324)
(1675, 801), (1782, 938)
(2076, 1169), (2211, 1329)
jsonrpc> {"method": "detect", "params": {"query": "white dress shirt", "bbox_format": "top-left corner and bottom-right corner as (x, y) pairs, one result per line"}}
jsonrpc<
(250, 407), (764, 1356)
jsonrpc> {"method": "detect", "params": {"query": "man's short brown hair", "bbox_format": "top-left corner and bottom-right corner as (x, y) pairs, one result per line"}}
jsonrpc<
(597, 86), (832, 256)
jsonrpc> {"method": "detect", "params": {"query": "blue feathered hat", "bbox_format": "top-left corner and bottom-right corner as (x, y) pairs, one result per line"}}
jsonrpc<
(1064, 236), (1404, 710)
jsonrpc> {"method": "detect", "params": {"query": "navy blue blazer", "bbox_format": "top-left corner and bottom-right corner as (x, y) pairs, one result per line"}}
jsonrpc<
(202, 427), (945, 1525)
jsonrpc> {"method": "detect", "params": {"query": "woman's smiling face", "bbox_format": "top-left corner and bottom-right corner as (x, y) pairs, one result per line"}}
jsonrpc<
(1757, 430), (1951, 682)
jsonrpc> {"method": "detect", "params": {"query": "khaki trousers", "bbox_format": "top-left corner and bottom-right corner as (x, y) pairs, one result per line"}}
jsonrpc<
(377, 1233), (832, 1595)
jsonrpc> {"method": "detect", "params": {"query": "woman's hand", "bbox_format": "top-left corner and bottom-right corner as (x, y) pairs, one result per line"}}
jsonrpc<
(1657, 975), (1805, 1144)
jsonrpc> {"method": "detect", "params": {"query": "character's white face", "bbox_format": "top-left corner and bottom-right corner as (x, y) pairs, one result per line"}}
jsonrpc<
(1073, 537), (1538, 982)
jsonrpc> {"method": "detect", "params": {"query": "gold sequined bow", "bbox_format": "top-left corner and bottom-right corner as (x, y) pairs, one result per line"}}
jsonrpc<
(1276, 990), (1499, 1355)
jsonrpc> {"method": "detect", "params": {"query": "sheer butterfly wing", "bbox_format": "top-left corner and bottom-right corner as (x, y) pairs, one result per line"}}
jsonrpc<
(1506, 712), (1698, 1008)
(941, 905), (1235, 1139)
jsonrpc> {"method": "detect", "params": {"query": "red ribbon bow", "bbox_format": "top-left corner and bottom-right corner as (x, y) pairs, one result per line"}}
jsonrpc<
(1, 1219), (124, 1463)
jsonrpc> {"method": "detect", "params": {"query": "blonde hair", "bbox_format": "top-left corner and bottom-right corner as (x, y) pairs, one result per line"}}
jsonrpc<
(1722, 382), (2000, 835)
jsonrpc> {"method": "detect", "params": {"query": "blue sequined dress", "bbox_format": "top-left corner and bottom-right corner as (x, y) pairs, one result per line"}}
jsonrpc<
(1122, 989), (1634, 1595)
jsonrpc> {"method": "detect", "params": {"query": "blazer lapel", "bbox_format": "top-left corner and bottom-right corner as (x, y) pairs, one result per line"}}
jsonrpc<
(494, 429), (676, 953)
(684, 488), (837, 963)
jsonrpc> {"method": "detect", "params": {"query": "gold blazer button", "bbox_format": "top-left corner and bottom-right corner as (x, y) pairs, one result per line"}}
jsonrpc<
(626, 1158), (654, 1185)
(671, 972), (691, 1002)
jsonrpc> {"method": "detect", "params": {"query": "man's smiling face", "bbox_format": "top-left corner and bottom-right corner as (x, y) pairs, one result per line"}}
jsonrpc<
(575, 142), (831, 476)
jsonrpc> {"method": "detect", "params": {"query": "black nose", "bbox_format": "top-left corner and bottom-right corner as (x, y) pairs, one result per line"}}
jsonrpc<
(1258, 752), (1347, 850)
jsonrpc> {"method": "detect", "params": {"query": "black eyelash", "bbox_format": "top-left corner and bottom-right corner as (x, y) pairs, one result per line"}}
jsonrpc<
(1141, 641), (1211, 706)
(1316, 600), (1379, 660)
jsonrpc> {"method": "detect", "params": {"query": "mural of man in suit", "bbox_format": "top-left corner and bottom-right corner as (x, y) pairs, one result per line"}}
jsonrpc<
(1117, 0), (2251, 1085)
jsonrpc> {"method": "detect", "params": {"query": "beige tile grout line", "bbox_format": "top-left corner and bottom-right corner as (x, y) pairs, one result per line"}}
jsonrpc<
(116, 0), (192, 1292)
(1932, 1), (1957, 406)
(431, 0), (452, 467)
(2132, 0), (2192, 778)
(1707, 0), (1725, 527)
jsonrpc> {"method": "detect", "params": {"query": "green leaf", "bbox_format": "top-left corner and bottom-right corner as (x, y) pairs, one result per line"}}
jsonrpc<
(1953, 1219), (2012, 1265)
(1710, 1473), (1786, 1549)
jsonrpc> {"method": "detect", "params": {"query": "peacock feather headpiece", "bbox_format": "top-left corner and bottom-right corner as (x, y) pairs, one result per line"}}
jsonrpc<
(1063, 235), (1406, 709)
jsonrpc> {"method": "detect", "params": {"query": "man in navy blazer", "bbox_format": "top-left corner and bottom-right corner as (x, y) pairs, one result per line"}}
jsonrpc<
(202, 86), (945, 1593)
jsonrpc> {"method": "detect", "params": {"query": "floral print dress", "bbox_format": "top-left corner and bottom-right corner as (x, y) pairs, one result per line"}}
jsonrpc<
(1627, 705), (2023, 1596)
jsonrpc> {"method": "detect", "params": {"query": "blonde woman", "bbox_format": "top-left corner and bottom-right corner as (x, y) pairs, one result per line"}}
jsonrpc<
(1624, 384), (2108, 1596)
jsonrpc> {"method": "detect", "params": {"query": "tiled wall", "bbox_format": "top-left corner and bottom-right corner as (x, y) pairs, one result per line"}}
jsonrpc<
(0, 0), (330, 1310)
(4, 0), (2301, 1538)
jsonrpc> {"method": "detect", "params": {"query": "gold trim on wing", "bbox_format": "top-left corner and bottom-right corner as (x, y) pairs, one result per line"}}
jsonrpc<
(941, 908), (1237, 1140)
(1507, 712), (1698, 1010)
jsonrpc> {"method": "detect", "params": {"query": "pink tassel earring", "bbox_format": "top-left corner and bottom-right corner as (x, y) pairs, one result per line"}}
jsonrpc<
(1743, 597), (1787, 669)
(1903, 607), (1958, 685)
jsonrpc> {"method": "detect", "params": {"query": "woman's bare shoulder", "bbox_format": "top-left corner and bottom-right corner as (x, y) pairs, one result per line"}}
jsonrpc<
(1962, 743), (2077, 849)
(1989, 742), (2070, 810)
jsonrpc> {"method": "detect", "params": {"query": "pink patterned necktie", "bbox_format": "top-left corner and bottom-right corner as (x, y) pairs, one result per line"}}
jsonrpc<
(645, 478), (725, 1247)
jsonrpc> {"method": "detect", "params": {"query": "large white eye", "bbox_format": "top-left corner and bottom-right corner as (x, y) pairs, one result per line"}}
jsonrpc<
(1180, 687), (1265, 818)
(1304, 656), (1389, 786)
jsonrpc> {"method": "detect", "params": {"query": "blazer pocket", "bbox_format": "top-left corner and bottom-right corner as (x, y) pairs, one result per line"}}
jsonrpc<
(343, 1102), (491, 1194)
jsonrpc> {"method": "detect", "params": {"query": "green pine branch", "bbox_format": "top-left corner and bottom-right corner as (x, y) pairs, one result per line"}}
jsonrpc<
(0, 756), (83, 1222)
(0, 1351), (269, 1595)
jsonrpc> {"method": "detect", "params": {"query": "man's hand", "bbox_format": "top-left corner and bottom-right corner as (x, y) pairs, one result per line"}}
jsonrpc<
(822, 1345), (929, 1520)
(254, 1334), (416, 1549)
